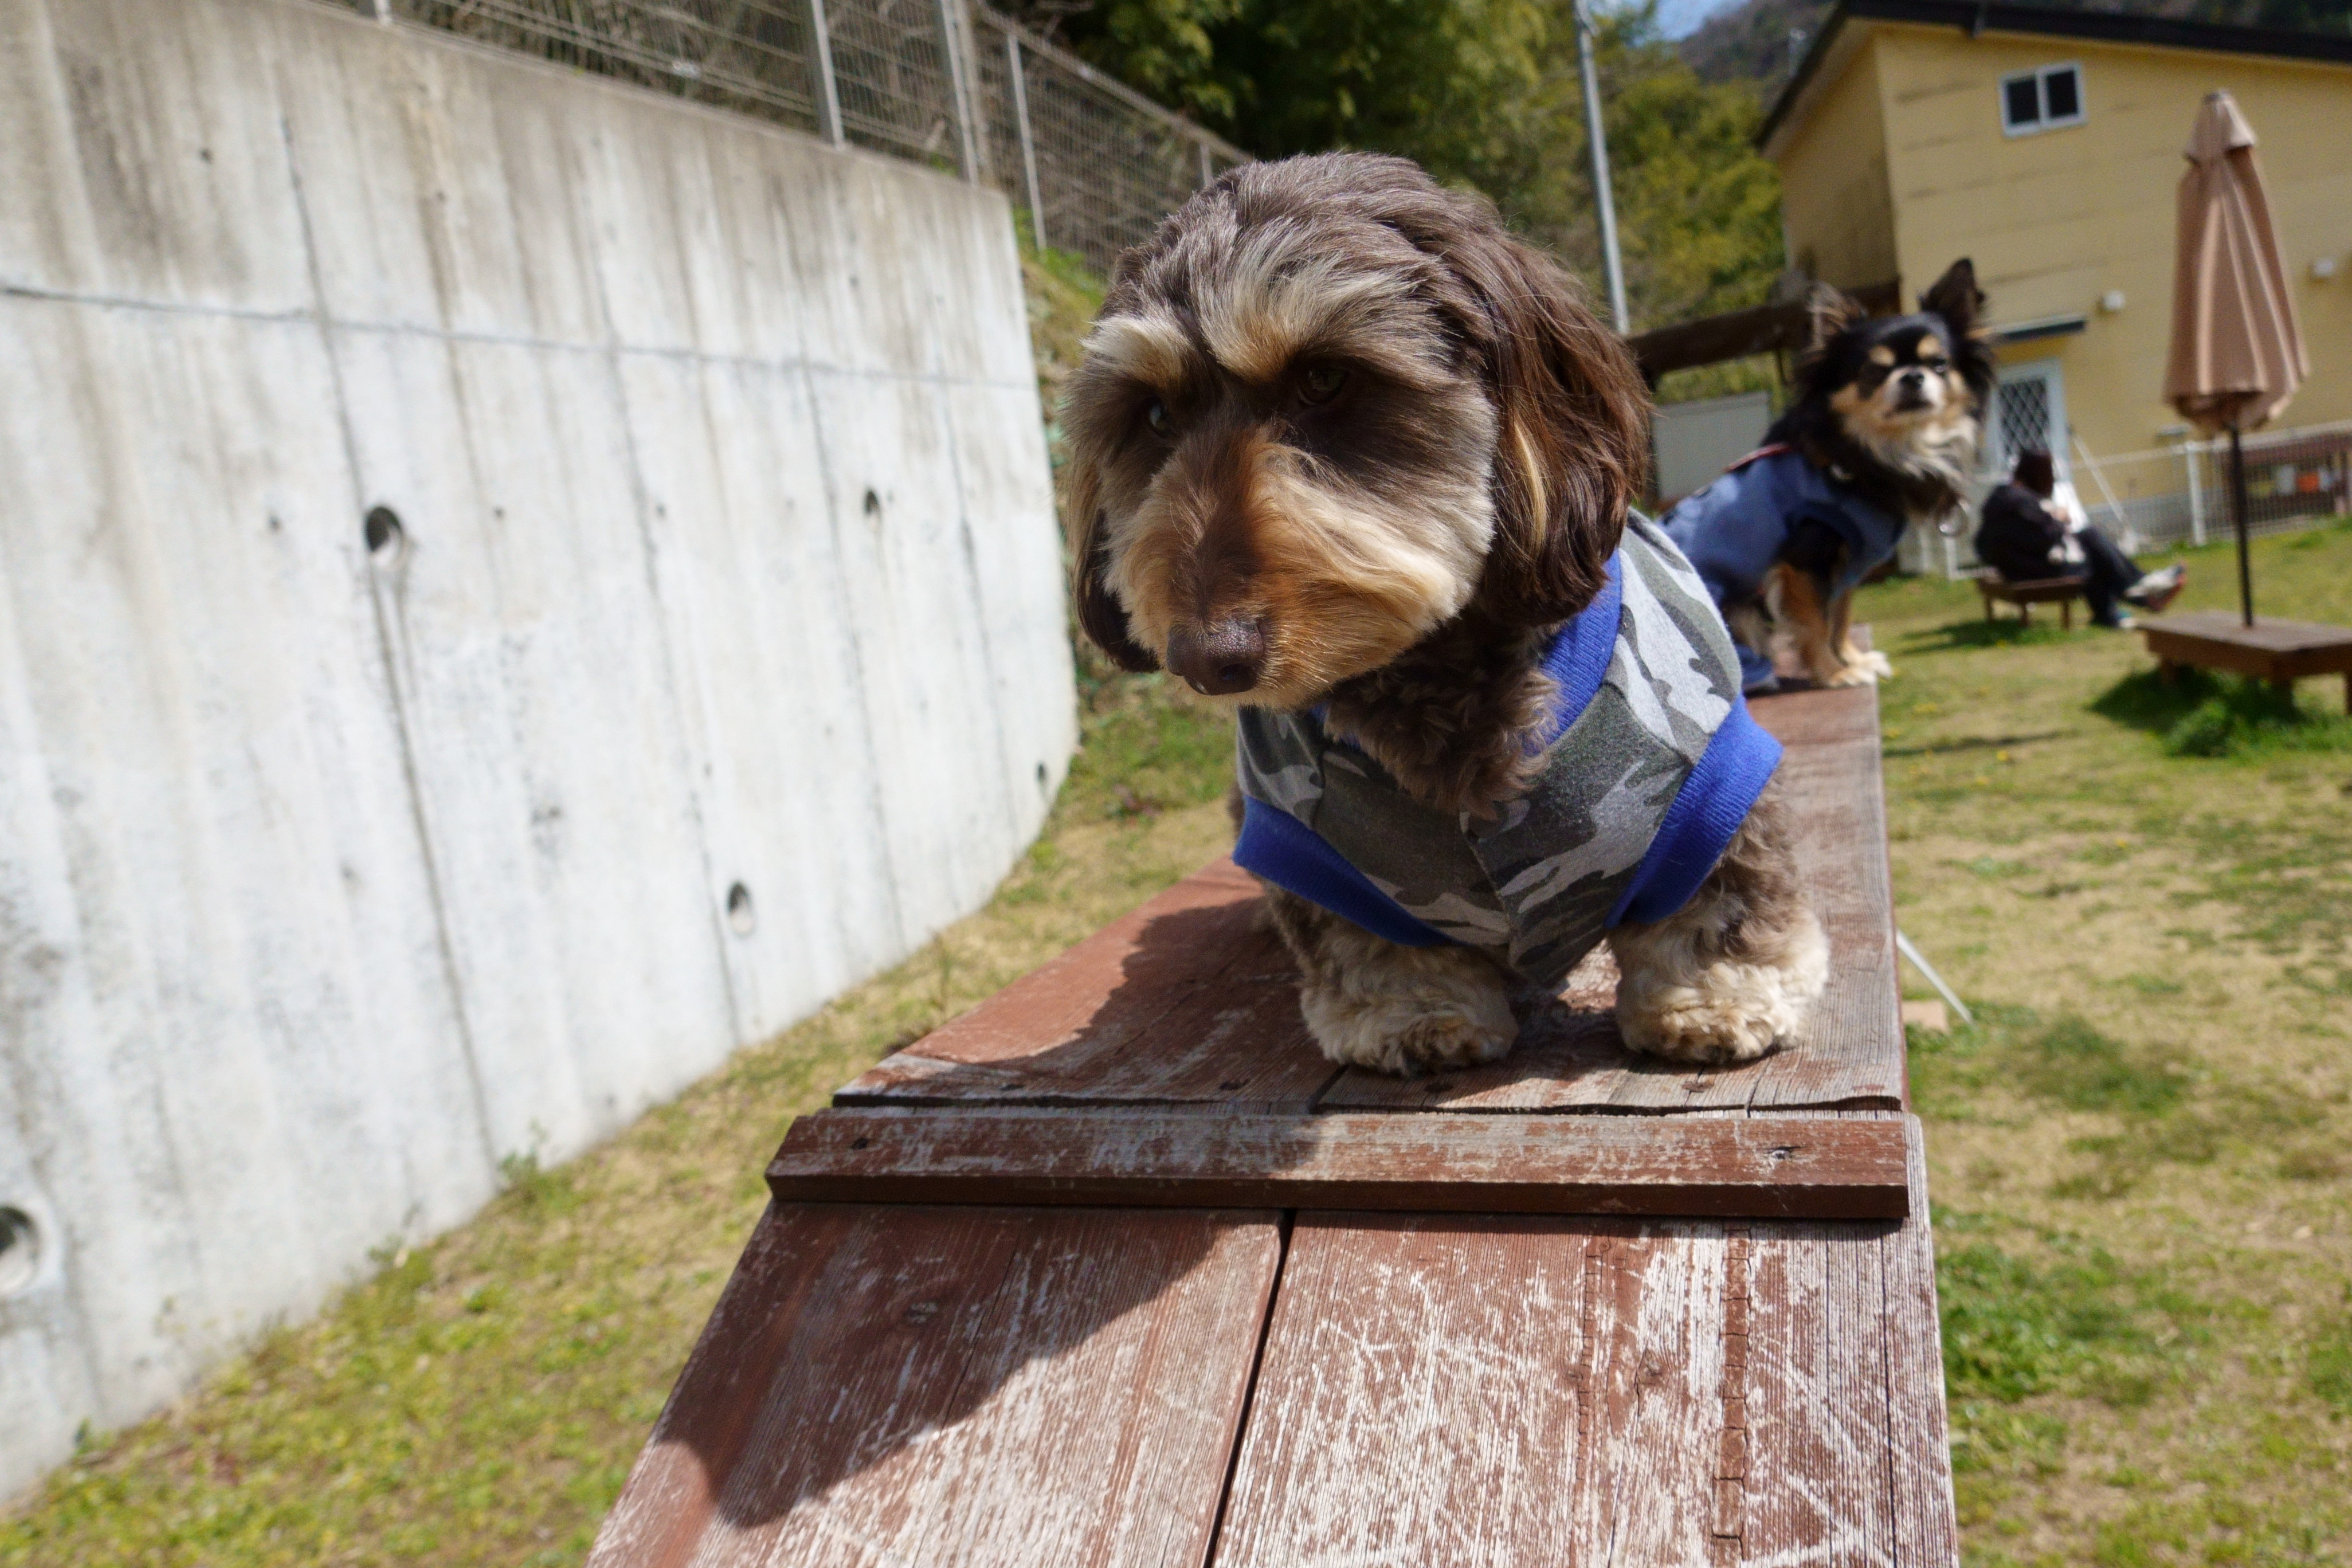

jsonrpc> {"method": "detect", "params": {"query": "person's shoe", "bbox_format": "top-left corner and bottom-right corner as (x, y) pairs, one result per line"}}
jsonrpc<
(2094, 612), (2138, 630)
(2123, 563), (2186, 613)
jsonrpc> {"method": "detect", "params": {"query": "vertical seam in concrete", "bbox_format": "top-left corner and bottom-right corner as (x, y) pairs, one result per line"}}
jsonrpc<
(275, 104), (501, 1183)
(800, 358), (911, 953)
(567, 119), (746, 1047)
(938, 392), (1024, 851)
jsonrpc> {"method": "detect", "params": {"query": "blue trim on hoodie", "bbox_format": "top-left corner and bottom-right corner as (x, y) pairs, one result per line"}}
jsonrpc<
(1608, 698), (1783, 927)
(1530, 551), (1623, 750)
(1234, 795), (1452, 947)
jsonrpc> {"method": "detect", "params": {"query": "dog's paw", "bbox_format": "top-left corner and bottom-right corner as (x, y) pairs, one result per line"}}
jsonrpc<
(1614, 913), (1830, 1067)
(1825, 653), (1892, 687)
(1300, 981), (1517, 1077)
(1615, 975), (1797, 1064)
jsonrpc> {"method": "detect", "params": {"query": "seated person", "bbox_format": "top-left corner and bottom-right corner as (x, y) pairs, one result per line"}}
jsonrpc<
(1976, 450), (2184, 628)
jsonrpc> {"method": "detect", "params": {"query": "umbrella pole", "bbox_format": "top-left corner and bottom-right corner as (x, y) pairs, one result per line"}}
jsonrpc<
(2230, 424), (2253, 628)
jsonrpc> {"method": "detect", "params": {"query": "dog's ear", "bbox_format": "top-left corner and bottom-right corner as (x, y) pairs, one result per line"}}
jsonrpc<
(1919, 257), (1983, 337)
(1919, 257), (1996, 401)
(1441, 225), (1649, 626)
(1062, 448), (1159, 673)
(1802, 283), (1867, 355)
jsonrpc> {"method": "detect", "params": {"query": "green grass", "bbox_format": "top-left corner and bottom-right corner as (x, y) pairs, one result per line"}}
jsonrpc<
(1872, 520), (2352, 1565)
(6, 518), (2349, 1566)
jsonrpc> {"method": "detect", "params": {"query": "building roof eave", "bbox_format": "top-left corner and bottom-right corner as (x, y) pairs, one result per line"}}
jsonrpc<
(1756, 0), (2352, 156)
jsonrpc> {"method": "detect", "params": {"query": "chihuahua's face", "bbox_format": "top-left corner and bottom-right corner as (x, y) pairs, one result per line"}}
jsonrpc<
(1825, 313), (1975, 449)
(1061, 153), (1648, 708)
(1797, 260), (1993, 496)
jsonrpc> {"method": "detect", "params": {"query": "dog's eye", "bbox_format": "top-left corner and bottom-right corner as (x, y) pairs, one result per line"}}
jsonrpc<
(1144, 399), (1173, 438)
(1299, 366), (1348, 405)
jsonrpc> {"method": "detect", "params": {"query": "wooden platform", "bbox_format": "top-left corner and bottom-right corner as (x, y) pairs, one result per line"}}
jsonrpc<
(2142, 610), (2352, 713)
(1975, 573), (2087, 629)
(586, 680), (1959, 1568)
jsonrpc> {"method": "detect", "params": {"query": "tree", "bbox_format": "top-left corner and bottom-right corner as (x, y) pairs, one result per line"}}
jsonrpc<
(1006, 0), (1786, 341)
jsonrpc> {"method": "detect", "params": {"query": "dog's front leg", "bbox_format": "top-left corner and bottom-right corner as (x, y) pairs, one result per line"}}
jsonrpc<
(1606, 783), (1829, 1064)
(1830, 588), (1895, 683)
(1260, 886), (1517, 1076)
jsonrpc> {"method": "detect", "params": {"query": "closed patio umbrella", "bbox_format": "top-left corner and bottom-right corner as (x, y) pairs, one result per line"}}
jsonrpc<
(2162, 90), (2308, 627)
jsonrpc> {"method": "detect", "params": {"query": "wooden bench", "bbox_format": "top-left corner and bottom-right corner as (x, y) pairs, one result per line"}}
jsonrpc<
(586, 679), (1958, 1567)
(2142, 609), (2352, 714)
(1976, 573), (2088, 629)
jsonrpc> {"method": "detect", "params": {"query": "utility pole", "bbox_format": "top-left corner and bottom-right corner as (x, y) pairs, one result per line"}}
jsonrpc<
(1574, 0), (1630, 335)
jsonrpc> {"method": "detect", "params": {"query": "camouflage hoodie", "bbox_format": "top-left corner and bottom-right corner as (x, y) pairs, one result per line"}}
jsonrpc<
(1232, 512), (1781, 991)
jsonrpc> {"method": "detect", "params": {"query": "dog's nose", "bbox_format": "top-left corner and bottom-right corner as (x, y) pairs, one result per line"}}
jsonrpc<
(1166, 618), (1266, 695)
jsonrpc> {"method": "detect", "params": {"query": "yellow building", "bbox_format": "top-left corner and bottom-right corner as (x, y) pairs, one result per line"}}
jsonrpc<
(1761, 0), (2351, 481)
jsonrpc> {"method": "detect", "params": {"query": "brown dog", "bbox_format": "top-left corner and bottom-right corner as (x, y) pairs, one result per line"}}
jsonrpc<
(1063, 153), (1826, 1075)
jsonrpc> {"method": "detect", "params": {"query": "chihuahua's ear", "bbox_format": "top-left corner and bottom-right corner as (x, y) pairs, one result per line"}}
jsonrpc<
(1920, 257), (1996, 401)
(1803, 283), (1868, 355)
(1438, 218), (1648, 626)
(1919, 257), (1984, 337)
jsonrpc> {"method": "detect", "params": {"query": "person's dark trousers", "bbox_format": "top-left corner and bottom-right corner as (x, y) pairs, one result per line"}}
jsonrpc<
(2074, 526), (2143, 625)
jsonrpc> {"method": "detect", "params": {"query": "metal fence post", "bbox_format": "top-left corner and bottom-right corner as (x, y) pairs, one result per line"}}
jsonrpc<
(1006, 31), (1048, 250)
(1198, 139), (1213, 187)
(935, 0), (980, 181)
(805, 0), (845, 146)
(2185, 440), (2206, 546)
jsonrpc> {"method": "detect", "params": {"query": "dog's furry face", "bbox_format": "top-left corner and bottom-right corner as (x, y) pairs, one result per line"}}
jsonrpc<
(1063, 153), (1649, 708)
(1782, 258), (1994, 520)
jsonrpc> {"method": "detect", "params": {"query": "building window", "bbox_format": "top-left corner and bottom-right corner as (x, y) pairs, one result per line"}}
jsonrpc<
(2001, 62), (2085, 136)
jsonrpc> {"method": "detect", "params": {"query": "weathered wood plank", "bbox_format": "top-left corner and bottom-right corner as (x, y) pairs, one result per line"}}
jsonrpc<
(1210, 1213), (1609, 1567)
(584, 1204), (1281, 1568)
(833, 860), (1338, 1111)
(767, 1108), (1912, 1220)
(1883, 1114), (1963, 1566)
(1206, 1119), (1957, 1567)
(1210, 1214), (1737, 1567)
(1739, 1115), (1958, 1566)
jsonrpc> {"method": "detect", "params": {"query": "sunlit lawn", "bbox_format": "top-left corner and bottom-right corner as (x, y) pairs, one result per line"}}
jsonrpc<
(1871, 520), (2352, 1565)
(4, 520), (2348, 1567)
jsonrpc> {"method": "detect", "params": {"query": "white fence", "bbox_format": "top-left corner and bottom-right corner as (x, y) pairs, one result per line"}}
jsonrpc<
(1902, 419), (2352, 576)
(1, 0), (1075, 1502)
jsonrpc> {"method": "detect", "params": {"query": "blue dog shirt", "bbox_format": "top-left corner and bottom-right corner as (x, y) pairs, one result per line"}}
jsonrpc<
(1661, 446), (1907, 691)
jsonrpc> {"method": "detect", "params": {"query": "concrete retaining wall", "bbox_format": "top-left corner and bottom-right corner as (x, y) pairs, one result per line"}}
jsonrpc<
(0, 0), (1074, 1499)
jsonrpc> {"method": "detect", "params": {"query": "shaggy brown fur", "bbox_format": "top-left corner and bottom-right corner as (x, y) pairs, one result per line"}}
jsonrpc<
(1065, 151), (1826, 1073)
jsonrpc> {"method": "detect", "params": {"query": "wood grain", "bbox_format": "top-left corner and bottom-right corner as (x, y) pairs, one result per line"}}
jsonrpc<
(1207, 1118), (1957, 1567)
(584, 1203), (1281, 1568)
(767, 1108), (1911, 1220)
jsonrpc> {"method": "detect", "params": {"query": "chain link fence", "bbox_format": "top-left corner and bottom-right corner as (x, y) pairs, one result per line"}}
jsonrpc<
(351, 0), (1243, 275)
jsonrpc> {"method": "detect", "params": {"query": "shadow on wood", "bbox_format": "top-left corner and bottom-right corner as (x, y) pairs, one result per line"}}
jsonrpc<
(594, 1203), (1276, 1555)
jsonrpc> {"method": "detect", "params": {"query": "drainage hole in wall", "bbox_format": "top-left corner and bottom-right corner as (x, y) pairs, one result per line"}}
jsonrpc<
(0, 1208), (41, 1298)
(364, 505), (407, 566)
(863, 488), (883, 522)
(726, 882), (756, 936)
(1036, 761), (1049, 793)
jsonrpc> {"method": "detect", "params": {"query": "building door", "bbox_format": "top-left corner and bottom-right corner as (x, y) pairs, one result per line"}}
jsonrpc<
(1986, 358), (2069, 481)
